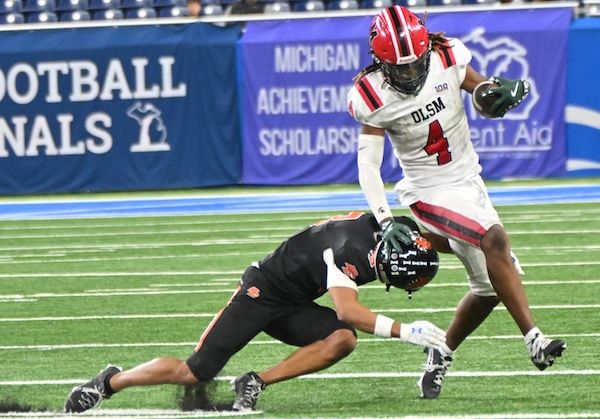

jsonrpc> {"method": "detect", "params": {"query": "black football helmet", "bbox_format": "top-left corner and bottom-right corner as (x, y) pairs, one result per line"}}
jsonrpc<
(375, 232), (439, 297)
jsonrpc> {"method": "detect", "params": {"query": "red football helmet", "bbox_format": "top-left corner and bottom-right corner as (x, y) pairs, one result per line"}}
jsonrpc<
(369, 6), (431, 95)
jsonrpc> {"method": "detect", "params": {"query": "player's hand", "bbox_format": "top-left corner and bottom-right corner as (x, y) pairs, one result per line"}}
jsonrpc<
(399, 321), (446, 348)
(486, 77), (530, 118)
(381, 220), (413, 255)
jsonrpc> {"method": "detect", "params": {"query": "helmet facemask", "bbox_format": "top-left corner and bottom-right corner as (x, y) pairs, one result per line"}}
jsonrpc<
(378, 45), (431, 96)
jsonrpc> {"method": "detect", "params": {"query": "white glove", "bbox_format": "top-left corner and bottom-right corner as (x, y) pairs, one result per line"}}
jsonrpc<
(399, 321), (446, 348)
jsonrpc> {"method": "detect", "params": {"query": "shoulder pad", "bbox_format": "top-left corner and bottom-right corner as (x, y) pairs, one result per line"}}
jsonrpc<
(434, 38), (472, 68)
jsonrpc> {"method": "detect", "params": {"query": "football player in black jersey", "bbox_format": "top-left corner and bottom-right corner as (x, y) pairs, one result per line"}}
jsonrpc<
(65, 212), (444, 414)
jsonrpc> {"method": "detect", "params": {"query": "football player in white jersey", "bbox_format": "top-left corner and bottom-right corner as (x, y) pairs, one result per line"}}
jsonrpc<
(347, 5), (566, 399)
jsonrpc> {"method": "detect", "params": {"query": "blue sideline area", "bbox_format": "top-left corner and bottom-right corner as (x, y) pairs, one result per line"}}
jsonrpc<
(0, 184), (598, 220)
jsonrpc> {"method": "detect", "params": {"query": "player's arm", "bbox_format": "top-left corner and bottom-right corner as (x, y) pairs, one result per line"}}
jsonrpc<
(357, 125), (391, 225)
(323, 249), (446, 348)
(463, 65), (530, 118)
(461, 65), (487, 94)
(357, 125), (413, 251)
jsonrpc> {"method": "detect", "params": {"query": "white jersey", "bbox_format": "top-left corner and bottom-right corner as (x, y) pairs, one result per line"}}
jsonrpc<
(348, 38), (482, 192)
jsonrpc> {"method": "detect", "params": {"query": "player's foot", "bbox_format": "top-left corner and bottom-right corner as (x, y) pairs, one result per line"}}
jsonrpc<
(529, 334), (566, 371)
(64, 364), (122, 413)
(417, 347), (453, 399)
(231, 371), (266, 412)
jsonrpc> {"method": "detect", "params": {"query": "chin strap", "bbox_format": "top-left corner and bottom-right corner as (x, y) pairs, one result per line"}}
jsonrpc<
(385, 283), (413, 300)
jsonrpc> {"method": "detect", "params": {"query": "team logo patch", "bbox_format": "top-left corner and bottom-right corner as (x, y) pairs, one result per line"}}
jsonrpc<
(246, 286), (260, 299)
(342, 263), (359, 280)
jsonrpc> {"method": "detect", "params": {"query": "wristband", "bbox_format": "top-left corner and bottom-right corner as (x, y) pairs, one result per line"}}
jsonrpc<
(399, 322), (409, 342)
(374, 314), (394, 338)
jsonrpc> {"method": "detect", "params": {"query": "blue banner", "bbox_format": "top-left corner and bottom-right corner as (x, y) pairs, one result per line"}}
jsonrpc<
(428, 8), (571, 179)
(240, 17), (371, 185)
(240, 8), (571, 185)
(565, 17), (600, 177)
(0, 23), (242, 195)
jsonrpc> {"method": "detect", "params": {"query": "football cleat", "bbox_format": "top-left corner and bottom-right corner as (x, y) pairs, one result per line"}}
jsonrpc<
(231, 371), (266, 412)
(529, 334), (566, 371)
(417, 347), (453, 399)
(64, 364), (122, 413)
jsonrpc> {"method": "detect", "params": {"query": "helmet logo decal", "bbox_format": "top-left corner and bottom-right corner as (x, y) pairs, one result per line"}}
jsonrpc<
(415, 235), (432, 251)
(369, 27), (378, 46)
(368, 248), (377, 268)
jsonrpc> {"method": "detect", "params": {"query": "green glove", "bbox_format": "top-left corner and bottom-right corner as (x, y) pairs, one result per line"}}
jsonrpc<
(381, 220), (414, 255)
(484, 77), (530, 118)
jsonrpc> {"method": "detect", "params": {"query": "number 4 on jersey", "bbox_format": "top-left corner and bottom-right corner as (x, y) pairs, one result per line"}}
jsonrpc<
(424, 120), (452, 165)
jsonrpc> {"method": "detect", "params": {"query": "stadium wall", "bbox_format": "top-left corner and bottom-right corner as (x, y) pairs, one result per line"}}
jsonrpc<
(0, 3), (596, 194)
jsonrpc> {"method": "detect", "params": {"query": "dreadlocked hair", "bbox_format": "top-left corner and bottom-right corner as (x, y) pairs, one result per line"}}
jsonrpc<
(353, 61), (379, 83)
(430, 31), (450, 51)
(352, 31), (451, 84)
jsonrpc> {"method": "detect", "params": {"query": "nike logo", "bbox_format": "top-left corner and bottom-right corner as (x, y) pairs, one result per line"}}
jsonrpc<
(511, 84), (519, 97)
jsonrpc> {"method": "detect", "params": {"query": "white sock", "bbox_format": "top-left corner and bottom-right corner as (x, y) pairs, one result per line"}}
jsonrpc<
(439, 342), (454, 358)
(524, 327), (542, 348)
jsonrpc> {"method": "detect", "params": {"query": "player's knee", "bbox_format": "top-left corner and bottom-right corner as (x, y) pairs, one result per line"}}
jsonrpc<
(325, 328), (357, 360)
(481, 225), (510, 255)
(474, 293), (501, 308)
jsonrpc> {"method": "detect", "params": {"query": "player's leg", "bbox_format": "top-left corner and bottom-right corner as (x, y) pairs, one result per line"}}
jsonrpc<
(479, 224), (566, 370)
(112, 281), (266, 390)
(445, 239), (500, 349)
(417, 238), (499, 399)
(231, 303), (357, 411)
(446, 292), (500, 349)
(480, 224), (535, 334)
(406, 177), (565, 397)
(428, 181), (564, 364)
(110, 358), (198, 391)
(408, 179), (539, 336)
(259, 328), (356, 385)
(66, 268), (272, 413)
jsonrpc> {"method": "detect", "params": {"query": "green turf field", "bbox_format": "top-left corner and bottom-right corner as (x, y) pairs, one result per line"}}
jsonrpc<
(0, 190), (599, 418)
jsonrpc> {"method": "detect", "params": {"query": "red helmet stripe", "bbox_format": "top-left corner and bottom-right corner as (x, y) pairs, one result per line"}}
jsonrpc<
(356, 78), (383, 111)
(387, 6), (411, 61)
(380, 7), (401, 64)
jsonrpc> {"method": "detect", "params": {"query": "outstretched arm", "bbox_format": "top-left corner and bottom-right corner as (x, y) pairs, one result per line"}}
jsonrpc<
(323, 249), (446, 348)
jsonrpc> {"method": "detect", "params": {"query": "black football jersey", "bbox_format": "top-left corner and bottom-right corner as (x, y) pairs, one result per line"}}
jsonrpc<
(256, 212), (418, 303)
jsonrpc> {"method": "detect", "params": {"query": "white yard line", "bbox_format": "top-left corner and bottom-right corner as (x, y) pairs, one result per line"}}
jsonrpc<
(6, 409), (596, 419)
(0, 332), (598, 350)
(1, 369), (600, 387)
